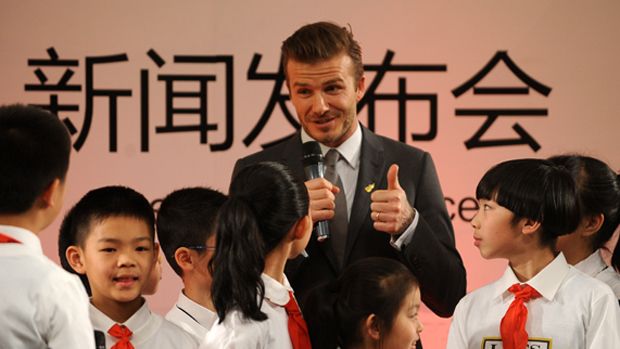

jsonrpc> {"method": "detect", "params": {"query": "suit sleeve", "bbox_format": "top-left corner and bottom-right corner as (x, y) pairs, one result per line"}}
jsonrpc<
(401, 152), (466, 317)
(231, 158), (246, 180)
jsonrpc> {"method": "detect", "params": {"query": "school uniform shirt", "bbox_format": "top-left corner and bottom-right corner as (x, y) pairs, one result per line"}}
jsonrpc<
(0, 225), (95, 349)
(89, 299), (199, 349)
(165, 290), (217, 341)
(575, 249), (620, 300)
(446, 253), (620, 349)
(201, 274), (296, 349)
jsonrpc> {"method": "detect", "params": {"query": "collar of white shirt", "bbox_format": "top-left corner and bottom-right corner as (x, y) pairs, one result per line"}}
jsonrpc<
(261, 273), (294, 307)
(89, 297), (151, 334)
(300, 122), (362, 170)
(176, 290), (217, 327)
(493, 253), (571, 302)
(575, 250), (608, 277)
(0, 224), (42, 254)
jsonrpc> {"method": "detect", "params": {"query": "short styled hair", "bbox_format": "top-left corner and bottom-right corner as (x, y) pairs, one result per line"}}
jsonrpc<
(156, 187), (227, 276)
(58, 186), (155, 293)
(0, 104), (71, 214)
(281, 21), (363, 83)
(476, 158), (580, 247)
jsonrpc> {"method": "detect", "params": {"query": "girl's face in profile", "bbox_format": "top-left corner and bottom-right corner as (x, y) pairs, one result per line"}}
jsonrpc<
(471, 199), (524, 260)
(380, 286), (423, 349)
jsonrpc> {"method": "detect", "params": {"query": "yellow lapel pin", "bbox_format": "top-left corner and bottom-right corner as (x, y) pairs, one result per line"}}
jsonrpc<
(364, 183), (375, 193)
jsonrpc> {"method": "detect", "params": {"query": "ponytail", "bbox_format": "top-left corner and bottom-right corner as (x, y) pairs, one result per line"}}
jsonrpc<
(210, 161), (309, 323)
(210, 197), (267, 322)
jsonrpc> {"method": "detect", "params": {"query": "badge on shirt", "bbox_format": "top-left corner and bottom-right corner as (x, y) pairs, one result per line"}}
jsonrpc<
(482, 336), (552, 349)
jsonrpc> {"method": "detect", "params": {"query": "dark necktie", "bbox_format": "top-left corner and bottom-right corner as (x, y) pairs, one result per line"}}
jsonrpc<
(284, 291), (312, 349)
(324, 149), (348, 268)
(500, 283), (541, 349)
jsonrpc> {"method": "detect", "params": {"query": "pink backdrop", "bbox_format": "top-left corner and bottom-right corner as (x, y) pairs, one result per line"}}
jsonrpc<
(2, 1), (619, 347)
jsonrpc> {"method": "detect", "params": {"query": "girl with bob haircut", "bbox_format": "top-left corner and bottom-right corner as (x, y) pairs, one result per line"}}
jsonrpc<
(201, 162), (313, 349)
(447, 158), (620, 349)
(549, 154), (620, 300)
(304, 257), (423, 349)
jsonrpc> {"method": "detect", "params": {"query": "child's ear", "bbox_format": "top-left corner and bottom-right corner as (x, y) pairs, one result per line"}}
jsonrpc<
(581, 213), (604, 237)
(65, 246), (86, 274)
(292, 215), (312, 241)
(364, 314), (381, 341)
(521, 218), (542, 236)
(39, 178), (62, 208)
(174, 247), (194, 272)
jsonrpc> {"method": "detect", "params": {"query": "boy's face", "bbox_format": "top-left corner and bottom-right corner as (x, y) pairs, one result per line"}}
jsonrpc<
(75, 216), (155, 306)
(471, 199), (524, 259)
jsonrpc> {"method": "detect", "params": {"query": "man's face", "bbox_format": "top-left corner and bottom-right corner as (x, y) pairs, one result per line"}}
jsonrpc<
(287, 53), (365, 148)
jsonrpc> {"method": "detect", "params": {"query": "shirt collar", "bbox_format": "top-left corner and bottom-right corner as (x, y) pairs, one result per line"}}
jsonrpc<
(261, 273), (293, 307)
(300, 123), (362, 170)
(177, 290), (216, 326)
(89, 298), (151, 333)
(575, 250), (608, 277)
(0, 224), (42, 254)
(494, 253), (570, 301)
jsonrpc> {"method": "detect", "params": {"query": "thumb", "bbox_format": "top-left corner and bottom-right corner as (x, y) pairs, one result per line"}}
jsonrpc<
(387, 164), (401, 190)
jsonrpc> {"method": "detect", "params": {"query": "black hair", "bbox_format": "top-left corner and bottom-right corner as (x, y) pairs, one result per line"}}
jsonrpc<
(58, 185), (155, 294)
(549, 154), (620, 271)
(304, 257), (420, 349)
(476, 158), (580, 247)
(210, 162), (309, 322)
(156, 187), (227, 276)
(0, 104), (71, 214)
(281, 21), (363, 83)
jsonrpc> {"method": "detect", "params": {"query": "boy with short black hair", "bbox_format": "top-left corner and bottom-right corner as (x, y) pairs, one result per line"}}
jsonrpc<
(156, 187), (227, 341)
(61, 185), (198, 348)
(0, 104), (95, 348)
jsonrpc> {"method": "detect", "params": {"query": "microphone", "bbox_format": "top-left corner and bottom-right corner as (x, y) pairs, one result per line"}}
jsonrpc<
(302, 141), (330, 241)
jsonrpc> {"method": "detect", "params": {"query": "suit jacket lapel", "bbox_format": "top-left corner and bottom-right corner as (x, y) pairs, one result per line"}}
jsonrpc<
(277, 133), (306, 181)
(343, 126), (384, 264)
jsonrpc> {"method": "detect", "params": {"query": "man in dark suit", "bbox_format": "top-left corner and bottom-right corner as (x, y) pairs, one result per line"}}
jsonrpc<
(233, 22), (466, 322)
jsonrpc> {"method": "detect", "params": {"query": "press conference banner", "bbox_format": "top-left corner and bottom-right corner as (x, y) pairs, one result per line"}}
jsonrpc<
(2, 1), (618, 347)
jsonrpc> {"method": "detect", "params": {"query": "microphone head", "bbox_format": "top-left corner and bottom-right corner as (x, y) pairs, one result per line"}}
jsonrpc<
(302, 141), (324, 167)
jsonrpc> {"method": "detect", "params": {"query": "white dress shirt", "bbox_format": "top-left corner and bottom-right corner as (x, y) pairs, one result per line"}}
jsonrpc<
(575, 249), (620, 299)
(201, 274), (295, 349)
(0, 225), (95, 349)
(446, 253), (620, 349)
(90, 299), (198, 349)
(301, 125), (419, 250)
(165, 290), (218, 342)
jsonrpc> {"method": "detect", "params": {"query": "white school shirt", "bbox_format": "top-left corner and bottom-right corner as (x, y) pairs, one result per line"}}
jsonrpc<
(201, 274), (295, 349)
(575, 249), (620, 300)
(446, 253), (620, 349)
(89, 299), (199, 349)
(0, 225), (95, 349)
(300, 125), (419, 250)
(165, 290), (217, 342)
